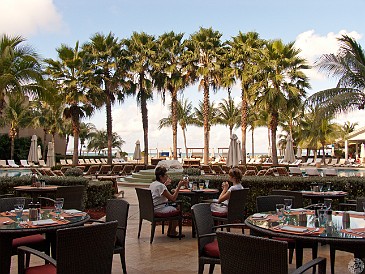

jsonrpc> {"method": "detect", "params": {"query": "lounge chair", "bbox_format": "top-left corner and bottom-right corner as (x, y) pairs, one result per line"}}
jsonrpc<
(94, 159), (102, 164)
(7, 160), (19, 168)
(0, 160), (9, 167)
(309, 158), (322, 166)
(323, 168), (337, 176)
(78, 159), (86, 165)
(20, 160), (31, 167)
(288, 166), (302, 176)
(60, 159), (67, 166)
(289, 159), (302, 166)
(301, 158), (313, 166)
(38, 160), (48, 167)
(333, 158), (346, 167)
(66, 159), (73, 165)
(305, 168), (321, 176)
(327, 158), (338, 166)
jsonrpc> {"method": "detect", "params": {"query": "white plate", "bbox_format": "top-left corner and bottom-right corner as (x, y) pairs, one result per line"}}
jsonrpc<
(64, 209), (82, 214)
(290, 208), (306, 212)
(281, 225), (308, 233)
(32, 219), (57, 226)
(252, 213), (268, 218)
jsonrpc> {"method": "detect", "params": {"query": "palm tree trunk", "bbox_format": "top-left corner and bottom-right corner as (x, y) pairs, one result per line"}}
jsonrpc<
(43, 128), (47, 160)
(203, 79), (210, 165)
(251, 128), (255, 157)
(171, 88), (178, 160)
(10, 137), (15, 160)
(106, 95), (113, 165)
(65, 135), (70, 158)
(241, 95), (248, 165)
(71, 113), (80, 165)
(141, 93), (149, 165)
(270, 111), (279, 165)
(182, 127), (188, 159)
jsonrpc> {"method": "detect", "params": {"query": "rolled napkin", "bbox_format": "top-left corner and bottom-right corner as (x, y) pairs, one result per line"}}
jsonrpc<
(280, 225), (308, 233)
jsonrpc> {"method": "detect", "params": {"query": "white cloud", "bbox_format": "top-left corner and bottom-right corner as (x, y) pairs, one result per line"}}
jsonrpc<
(0, 0), (63, 36)
(294, 30), (363, 80)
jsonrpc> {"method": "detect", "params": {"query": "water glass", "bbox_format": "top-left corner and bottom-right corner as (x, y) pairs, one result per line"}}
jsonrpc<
(199, 183), (204, 190)
(318, 183), (324, 192)
(204, 180), (209, 189)
(318, 209), (326, 227)
(14, 208), (23, 221)
(324, 199), (332, 211)
(276, 204), (285, 220)
(326, 182), (332, 191)
(15, 198), (25, 210)
(284, 199), (292, 212)
(54, 198), (64, 216)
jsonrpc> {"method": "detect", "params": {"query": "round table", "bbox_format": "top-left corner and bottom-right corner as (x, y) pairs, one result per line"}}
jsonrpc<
(245, 210), (365, 269)
(301, 191), (348, 204)
(0, 208), (90, 273)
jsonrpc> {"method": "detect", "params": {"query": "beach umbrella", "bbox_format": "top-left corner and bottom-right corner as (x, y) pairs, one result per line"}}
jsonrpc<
(296, 146), (302, 158)
(227, 134), (243, 167)
(46, 142), (55, 167)
(133, 140), (142, 162)
(27, 135), (39, 164)
(37, 145), (42, 159)
(283, 134), (295, 164)
(331, 145), (335, 157)
(360, 143), (365, 163)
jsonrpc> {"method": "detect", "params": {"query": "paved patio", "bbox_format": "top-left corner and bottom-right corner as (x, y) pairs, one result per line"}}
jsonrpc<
(10, 186), (355, 273)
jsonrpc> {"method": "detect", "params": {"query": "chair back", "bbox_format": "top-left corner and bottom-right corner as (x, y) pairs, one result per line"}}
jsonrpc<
(135, 188), (155, 222)
(256, 195), (295, 212)
(271, 190), (303, 208)
(56, 221), (118, 274)
(356, 197), (365, 212)
(227, 188), (249, 222)
(191, 203), (215, 255)
(110, 165), (123, 175)
(85, 165), (99, 175)
(106, 199), (129, 248)
(56, 185), (86, 210)
(0, 197), (32, 211)
(216, 231), (288, 274)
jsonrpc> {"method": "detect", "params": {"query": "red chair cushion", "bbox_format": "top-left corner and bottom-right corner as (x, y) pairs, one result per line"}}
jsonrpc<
(25, 264), (56, 274)
(211, 211), (227, 217)
(203, 239), (220, 258)
(155, 210), (180, 218)
(12, 234), (46, 248)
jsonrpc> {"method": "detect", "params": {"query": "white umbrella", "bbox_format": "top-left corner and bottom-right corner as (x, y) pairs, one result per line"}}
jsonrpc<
(296, 146), (302, 158)
(37, 145), (42, 160)
(27, 135), (39, 164)
(283, 134), (295, 164)
(46, 142), (55, 167)
(226, 134), (243, 167)
(133, 140), (142, 162)
(331, 144), (335, 157)
(360, 143), (365, 163)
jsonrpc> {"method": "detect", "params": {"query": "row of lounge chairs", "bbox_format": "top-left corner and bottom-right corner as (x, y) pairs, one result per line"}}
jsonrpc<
(0, 159), (48, 168)
(300, 157), (363, 167)
(60, 158), (126, 166)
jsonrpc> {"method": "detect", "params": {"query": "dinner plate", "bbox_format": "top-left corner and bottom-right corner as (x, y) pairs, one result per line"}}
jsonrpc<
(64, 209), (83, 214)
(32, 219), (57, 226)
(280, 225), (308, 233)
(252, 213), (268, 218)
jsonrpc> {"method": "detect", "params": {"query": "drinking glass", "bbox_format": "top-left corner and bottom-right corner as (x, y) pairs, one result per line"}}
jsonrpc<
(16, 198), (25, 211)
(284, 199), (292, 212)
(199, 183), (204, 190)
(324, 199), (332, 211)
(326, 182), (332, 191)
(318, 209), (326, 227)
(54, 198), (64, 217)
(276, 204), (285, 221)
(204, 180), (209, 189)
(318, 183), (324, 192)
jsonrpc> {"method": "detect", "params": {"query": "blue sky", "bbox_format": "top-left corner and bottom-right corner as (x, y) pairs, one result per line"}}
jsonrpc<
(1, 0), (364, 154)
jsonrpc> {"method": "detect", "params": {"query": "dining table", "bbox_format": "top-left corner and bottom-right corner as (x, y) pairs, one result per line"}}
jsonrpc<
(245, 209), (365, 269)
(0, 208), (90, 273)
(301, 190), (348, 205)
(178, 187), (219, 237)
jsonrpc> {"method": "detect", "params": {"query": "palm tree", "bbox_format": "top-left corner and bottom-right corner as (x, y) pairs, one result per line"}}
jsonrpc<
(79, 122), (97, 156)
(247, 104), (267, 157)
(87, 129), (125, 155)
(193, 100), (220, 132)
(122, 32), (157, 165)
(82, 32), (127, 165)
(0, 93), (34, 159)
(216, 97), (241, 137)
(0, 34), (42, 115)
(44, 42), (94, 165)
(158, 97), (195, 158)
(307, 35), (365, 117)
(155, 31), (188, 160)
(183, 27), (224, 164)
(256, 40), (310, 164)
(228, 31), (265, 164)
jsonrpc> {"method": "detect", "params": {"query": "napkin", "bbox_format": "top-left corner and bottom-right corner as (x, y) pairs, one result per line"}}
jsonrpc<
(347, 211), (364, 216)
(290, 208), (306, 212)
(32, 219), (57, 226)
(280, 226), (308, 233)
(252, 213), (268, 219)
(64, 209), (82, 214)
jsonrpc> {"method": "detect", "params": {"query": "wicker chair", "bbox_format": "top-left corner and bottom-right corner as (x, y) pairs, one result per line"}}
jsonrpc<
(271, 190), (304, 208)
(135, 188), (182, 243)
(18, 221), (118, 274)
(201, 165), (214, 175)
(216, 232), (326, 274)
(83, 165), (100, 178)
(330, 196), (365, 274)
(133, 164), (146, 173)
(256, 195), (318, 266)
(243, 170), (256, 176)
(88, 199), (129, 274)
(212, 188), (249, 228)
(39, 185), (86, 211)
(0, 197), (49, 267)
(191, 203), (246, 274)
(121, 165), (134, 176)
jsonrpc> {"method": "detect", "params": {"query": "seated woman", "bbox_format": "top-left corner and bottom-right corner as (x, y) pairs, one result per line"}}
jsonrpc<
(210, 167), (243, 214)
(149, 166), (187, 238)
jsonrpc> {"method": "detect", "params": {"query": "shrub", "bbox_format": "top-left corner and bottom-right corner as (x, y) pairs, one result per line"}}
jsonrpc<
(64, 167), (83, 177)
(183, 168), (201, 176)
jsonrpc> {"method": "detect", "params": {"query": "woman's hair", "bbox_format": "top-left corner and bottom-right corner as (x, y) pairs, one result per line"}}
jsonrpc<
(228, 168), (242, 182)
(155, 166), (167, 181)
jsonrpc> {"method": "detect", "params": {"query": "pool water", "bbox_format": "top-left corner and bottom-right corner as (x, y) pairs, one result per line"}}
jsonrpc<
(317, 168), (365, 177)
(0, 169), (31, 177)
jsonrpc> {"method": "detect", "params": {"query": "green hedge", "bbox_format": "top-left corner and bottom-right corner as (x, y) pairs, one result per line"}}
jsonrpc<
(169, 175), (365, 215)
(0, 176), (114, 209)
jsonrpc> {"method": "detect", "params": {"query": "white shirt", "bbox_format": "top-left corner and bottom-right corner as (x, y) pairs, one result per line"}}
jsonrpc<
(149, 181), (168, 210)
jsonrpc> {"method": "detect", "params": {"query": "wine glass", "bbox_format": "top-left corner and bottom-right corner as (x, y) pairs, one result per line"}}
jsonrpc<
(16, 198), (25, 211)
(54, 198), (64, 218)
(284, 199), (292, 212)
(318, 183), (324, 192)
(326, 182), (332, 192)
(276, 204), (285, 221)
(204, 180), (209, 189)
(324, 199), (332, 211)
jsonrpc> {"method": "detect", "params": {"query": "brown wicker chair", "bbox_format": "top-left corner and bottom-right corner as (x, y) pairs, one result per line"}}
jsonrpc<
(256, 169), (266, 176)
(243, 170), (256, 176)
(0, 197), (50, 267)
(216, 232), (326, 274)
(39, 185), (86, 211)
(276, 167), (289, 176)
(18, 221), (118, 274)
(135, 188), (182, 243)
(88, 199), (129, 274)
(121, 165), (134, 176)
(212, 188), (249, 227)
(133, 164), (146, 173)
(271, 190), (304, 208)
(191, 203), (246, 274)
(201, 165), (214, 175)
(83, 165), (100, 178)
(96, 165), (112, 176)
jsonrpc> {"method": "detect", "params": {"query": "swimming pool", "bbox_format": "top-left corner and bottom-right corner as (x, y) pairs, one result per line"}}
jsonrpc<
(316, 168), (365, 177)
(0, 169), (31, 177)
